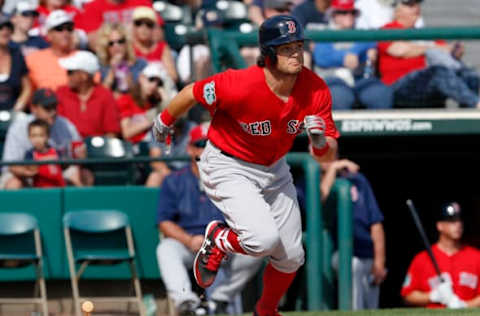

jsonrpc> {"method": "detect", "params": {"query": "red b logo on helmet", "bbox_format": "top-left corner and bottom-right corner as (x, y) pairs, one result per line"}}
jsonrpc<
(286, 21), (296, 33)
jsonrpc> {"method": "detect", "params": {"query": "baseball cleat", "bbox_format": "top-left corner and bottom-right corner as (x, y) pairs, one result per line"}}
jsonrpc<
(194, 220), (227, 288)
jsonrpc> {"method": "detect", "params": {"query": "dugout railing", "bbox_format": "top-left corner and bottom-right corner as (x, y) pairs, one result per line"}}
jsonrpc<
(0, 153), (354, 311)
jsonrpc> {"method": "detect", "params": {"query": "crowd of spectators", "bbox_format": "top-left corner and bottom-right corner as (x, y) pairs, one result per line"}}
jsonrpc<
(0, 0), (477, 189)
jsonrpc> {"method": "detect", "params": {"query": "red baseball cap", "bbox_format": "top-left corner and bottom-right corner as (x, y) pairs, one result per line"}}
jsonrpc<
(189, 122), (210, 147)
(330, 0), (356, 11)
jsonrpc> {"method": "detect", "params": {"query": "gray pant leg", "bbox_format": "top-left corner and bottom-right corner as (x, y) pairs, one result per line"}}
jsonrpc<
(210, 254), (264, 302)
(156, 238), (200, 307)
(264, 160), (305, 273)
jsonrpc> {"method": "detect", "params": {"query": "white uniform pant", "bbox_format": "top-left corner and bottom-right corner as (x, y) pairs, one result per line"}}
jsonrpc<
(198, 142), (305, 273)
(332, 252), (380, 310)
(157, 238), (263, 307)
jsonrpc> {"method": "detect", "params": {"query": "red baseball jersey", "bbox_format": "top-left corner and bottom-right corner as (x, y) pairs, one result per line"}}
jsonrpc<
(26, 148), (65, 188)
(401, 244), (480, 308)
(192, 65), (339, 166)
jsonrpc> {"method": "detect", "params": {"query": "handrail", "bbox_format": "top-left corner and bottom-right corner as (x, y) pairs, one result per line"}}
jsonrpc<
(286, 153), (323, 310)
(0, 156), (191, 166)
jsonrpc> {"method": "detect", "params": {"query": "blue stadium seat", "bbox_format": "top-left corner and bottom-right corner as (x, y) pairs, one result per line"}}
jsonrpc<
(0, 213), (48, 315)
(63, 210), (145, 316)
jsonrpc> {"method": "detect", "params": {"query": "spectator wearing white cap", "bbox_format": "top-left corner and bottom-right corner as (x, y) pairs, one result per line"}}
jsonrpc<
(37, 0), (84, 33)
(0, 15), (32, 112)
(56, 50), (121, 138)
(25, 9), (77, 90)
(132, 6), (178, 84)
(10, 2), (49, 57)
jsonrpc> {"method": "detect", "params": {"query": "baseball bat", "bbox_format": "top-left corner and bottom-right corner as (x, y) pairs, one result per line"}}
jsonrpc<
(406, 199), (444, 282)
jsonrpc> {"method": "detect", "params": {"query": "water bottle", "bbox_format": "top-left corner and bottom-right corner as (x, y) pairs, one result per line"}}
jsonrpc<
(363, 58), (375, 79)
(143, 293), (157, 316)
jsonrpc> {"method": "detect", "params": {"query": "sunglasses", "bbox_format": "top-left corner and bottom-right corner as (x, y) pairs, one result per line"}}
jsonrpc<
(53, 23), (74, 32)
(108, 38), (126, 47)
(335, 10), (357, 15)
(21, 11), (38, 18)
(134, 20), (155, 29)
(66, 69), (77, 76)
(192, 139), (207, 148)
(148, 77), (163, 87)
(274, 7), (290, 13)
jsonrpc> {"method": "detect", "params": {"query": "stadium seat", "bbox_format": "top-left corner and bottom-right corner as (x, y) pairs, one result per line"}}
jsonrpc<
(63, 210), (145, 316)
(0, 213), (48, 316)
(85, 136), (134, 185)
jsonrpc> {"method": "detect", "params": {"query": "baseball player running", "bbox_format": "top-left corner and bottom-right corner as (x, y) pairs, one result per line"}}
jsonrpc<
(153, 15), (339, 316)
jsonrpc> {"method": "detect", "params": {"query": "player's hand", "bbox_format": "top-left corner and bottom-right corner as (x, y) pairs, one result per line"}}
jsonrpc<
(304, 115), (327, 149)
(153, 113), (173, 143)
(189, 235), (204, 252)
(429, 281), (454, 305)
(447, 294), (467, 309)
(371, 261), (387, 285)
(334, 159), (359, 174)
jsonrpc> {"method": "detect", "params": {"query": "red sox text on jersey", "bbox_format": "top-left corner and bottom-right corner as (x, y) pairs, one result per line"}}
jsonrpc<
(193, 65), (339, 166)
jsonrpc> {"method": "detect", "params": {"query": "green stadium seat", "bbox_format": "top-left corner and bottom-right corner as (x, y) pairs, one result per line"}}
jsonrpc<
(85, 136), (134, 185)
(0, 110), (12, 141)
(0, 213), (48, 315)
(63, 210), (145, 316)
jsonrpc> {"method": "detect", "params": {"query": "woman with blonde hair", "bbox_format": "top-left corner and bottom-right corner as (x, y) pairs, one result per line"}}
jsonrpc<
(95, 22), (147, 98)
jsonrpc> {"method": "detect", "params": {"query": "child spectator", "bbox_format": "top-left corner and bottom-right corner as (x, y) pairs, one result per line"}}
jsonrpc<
(24, 118), (66, 188)
(95, 22), (147, 98)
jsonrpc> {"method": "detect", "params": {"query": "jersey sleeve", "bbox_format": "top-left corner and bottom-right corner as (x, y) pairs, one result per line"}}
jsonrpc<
(192, 71), (231, 116)
(401, 253), (425, 297)
(312, 81), (340, 139)
(116, 95), (134, 120)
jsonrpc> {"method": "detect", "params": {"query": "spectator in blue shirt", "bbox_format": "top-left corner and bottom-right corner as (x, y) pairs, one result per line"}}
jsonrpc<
(320, 157), (387, 310)
(10, 2), (49, 57)
(312, 0), (393, 110)
(156, 122), (263, 316)
(291, 0), (329, 31)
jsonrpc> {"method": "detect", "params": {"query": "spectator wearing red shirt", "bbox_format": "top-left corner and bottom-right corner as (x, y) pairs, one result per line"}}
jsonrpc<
(116, 63), (164, 144)
(80, 0), (151, 46)
(378, 0), (480, 108)
(57, 50), (121, 137)
(132, 6), (178, 84)
(24, 118), (66, 188)
(401, 202), (480, 309)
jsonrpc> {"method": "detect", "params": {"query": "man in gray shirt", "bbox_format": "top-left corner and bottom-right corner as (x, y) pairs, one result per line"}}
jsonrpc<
(1, 88), (85, 189)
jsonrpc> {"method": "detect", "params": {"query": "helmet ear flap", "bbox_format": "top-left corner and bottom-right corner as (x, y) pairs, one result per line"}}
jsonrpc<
(261, 46), (277, 64)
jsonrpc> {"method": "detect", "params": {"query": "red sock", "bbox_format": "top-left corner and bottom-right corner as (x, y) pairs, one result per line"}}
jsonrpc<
(257, 264), (296, 315)
(213, 227), (247, 254)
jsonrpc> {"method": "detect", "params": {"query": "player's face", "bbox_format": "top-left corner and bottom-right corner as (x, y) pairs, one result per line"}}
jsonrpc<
(275, 41), (304, 75)
(438, 219), (463, 241)
(29, 126), (49, 152)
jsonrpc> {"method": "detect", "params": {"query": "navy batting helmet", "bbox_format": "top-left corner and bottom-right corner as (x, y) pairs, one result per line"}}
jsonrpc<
(438, 201), (462, 222)
(258, 15), (304, 63)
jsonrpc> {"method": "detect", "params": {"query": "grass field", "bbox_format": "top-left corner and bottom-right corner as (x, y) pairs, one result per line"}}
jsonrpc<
(284, 309), (479, 316)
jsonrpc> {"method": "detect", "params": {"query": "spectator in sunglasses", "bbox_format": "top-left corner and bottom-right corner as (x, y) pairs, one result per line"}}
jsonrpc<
(36, 0), (84, 35)
(26, 10), (78, 90)
(0, 15), (32, 112)
(248, 0), (294, 27)
(291, 0), (330, 30)
(116, 63), (165, 146)
(80, 0), (152, 46)
(56, 50), (121, 138)
(10, 2), (49, 57)
(132, 6), (178, 84)
(95, 22), (148, 98)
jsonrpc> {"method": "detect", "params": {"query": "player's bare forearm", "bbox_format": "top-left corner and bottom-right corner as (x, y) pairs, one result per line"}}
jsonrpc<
(312, 137), (338, 163)
(404, 290), (431, 307)
(164, 83), (197, 118)
(159, 221), (194, 248)
(466, 296), (480, 307)
(320, 162), (338, 202)
(371, 223), (386, 266)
